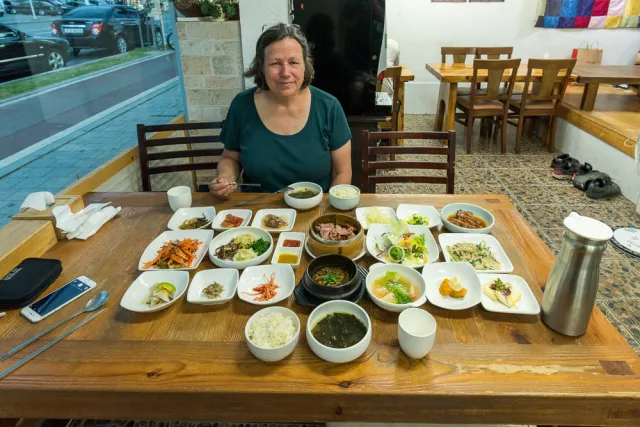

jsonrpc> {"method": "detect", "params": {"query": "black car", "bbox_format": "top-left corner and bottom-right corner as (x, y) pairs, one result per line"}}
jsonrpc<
(0, 23), (70, 79)
(52, 5), (162, 55)
(4, 0), (21, 14)
(12, 0), (64, 15)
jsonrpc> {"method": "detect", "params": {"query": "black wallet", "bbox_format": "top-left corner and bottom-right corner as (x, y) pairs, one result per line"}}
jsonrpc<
(0, 258), (63, 309)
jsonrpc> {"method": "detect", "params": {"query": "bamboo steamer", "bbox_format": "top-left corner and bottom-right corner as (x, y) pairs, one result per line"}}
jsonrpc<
(308, 214), (364, 259)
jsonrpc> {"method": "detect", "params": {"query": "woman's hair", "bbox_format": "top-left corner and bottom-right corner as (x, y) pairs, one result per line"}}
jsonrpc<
(244, 23), (315, 90)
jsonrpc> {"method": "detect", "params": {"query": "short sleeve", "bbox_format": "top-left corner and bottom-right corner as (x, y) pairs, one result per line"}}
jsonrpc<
(328, 100), (352, 151)
(220, 97), (240, 152)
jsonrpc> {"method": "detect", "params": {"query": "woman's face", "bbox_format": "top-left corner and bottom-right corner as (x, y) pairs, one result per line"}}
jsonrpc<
(263, 37), (305, 97)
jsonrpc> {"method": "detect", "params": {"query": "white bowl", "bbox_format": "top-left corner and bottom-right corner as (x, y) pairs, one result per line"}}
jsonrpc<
(245, 306), (300, 362)
(167, 207), (216, 231)
(440, 203), (495, 234)
(421, 262), (482, 310)
(139, 230), (213, 271)
(355, 206), (397, 230)
(306, 300), (372, 363)
(187, 268), (238, 305)
(237, 264), (295, 305)
(365, 223), (440, 268)
(251, 209), (297, 233)
(366, 263), (427, 312)
(329, 184), (361, 211)
(120, 271), (189, 313)
(284, 182), (323, 211)
(395, 204), (442, 229)
(211, 209), (252, 231)
(208, 227), (273, 269)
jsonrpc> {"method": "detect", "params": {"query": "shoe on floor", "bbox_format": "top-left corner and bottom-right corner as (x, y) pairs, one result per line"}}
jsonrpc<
(552, 159), (581, 180)
(573, 170), (611, 191)
(551, 154), (574, 169)
(586, 177), (621, 200)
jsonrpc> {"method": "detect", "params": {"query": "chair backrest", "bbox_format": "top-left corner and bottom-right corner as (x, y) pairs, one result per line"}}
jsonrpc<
(441, 47), (477, 64)
(475, 47), (514, 59)
(469, 58), (522, 109)
(520, 58), (577, 110)
(361, 130), (456, 194)
(137, 121), (223, 192)
(382, 66), (402, 130)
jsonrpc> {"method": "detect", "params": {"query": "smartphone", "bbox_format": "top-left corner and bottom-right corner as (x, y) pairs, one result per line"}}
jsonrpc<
(21, 276), (96, 323)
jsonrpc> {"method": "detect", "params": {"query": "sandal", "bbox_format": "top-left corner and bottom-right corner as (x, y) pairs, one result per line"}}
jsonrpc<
(572, 162), (593, 179)
(551, 154), (578, 169)
(573, 170), (610, 191)
(552, 159), (581, 180)
(586, 177), (621, 200)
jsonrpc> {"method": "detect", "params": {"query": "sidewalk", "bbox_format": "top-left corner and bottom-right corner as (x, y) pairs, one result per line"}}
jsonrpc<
(0, 80), (185, 228)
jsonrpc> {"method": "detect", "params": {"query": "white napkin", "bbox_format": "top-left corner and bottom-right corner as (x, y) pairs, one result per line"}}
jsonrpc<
(52, 203), (121, 240)
(20, 192), (55, 211)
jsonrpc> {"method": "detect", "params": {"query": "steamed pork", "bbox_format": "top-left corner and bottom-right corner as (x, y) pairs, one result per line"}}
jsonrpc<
(314, 222), (356, 241)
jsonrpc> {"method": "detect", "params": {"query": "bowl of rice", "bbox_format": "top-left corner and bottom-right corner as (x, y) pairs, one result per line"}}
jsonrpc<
(329, 184), (360, 211)
(245, 306), (300, 362)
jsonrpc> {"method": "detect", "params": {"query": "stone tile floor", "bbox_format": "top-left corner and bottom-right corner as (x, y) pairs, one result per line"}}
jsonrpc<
(383, 115), (640, 354)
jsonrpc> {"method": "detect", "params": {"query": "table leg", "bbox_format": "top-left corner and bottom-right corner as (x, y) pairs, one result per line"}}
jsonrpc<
(445, 83), (458, 131)
(434, 82), (457, 132)
(397, 80), (406, 146)
(580, 83), (599, 111)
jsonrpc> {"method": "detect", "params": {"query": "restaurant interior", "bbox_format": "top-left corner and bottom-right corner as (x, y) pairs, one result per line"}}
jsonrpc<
(0, 0), (639, 426)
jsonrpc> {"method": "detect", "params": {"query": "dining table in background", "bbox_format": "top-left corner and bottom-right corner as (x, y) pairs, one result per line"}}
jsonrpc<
(0, 192), (638, 425)
(573, 65), (640, 111)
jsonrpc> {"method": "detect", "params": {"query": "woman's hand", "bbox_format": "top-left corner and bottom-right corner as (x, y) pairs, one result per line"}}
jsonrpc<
(209, 177), (237, 199)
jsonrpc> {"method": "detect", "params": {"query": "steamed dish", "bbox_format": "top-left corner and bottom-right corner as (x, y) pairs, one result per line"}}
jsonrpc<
(142, 238), (202, 269)
(447, 210), (488, 229)
(375, 220), (428, 267)
(370, 271), (419, 304)
(483, 278), (521, 308)
(364, 207), (393, 226)
(288, 188), (319, 199)
(248, 311), (297, 348)
(143, 282), (176, 307)
(439, 277), (467, 298)
(179, 214), (210, 230)
(314, 222), (356, 241)
(311, 313), (367, 348)
(312, 266), (351, 287)
(214, 234), (270, 262)
(447, 241), (501, 271)
(262, 214), (288, 229)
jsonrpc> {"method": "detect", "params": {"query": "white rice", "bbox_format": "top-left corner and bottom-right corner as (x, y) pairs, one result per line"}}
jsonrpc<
(331, 186), (359, 199)
(248, 312), (297, 349)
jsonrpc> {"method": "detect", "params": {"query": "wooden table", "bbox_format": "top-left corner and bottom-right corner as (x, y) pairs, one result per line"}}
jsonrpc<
(0, 192), (638, 425)
(425, 63), (576, 132)
(574, 65), (640, 111)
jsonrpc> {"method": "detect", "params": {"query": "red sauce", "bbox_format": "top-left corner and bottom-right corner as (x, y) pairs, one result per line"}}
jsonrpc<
(283, 239), (301, 247)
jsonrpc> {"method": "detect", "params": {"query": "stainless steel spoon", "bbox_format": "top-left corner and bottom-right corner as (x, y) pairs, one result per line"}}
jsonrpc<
(0, 290), (109, 362)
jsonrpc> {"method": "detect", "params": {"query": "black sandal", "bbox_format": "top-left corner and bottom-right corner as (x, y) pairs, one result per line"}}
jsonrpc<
(586, 177), (621, 200)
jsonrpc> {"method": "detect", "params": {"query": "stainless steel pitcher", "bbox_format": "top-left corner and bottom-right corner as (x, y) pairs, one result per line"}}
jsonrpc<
(541, 212), (613, 337)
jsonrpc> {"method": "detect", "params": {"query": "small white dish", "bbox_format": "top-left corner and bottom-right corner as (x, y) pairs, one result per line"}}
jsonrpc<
(187, 268), (239, 305)
(245, 306), (300, 362)
(438, 233), (514, 274)
(304, 237), (366, 261)
(440, 203), (495, 234)
(355, 206), (397, 230)
(276, 232), (306, 248)
(396, 204), (442, 229)
(120, 271), (189, 313)
(237, 264), (295, 305)
(479, 274), (541, 315)
(284, 182), (323, 211)
(167, 207), (216, 231)
(366, 263), (427, 312)
(139, 230), (213, 271)
(208, 227), (273, 269)
(366, 224), (439, 268)
(421, 262), (482, 310)
(270, 247), (303, 269)
(212, 209), (252, 231)
(329, 184), (361, 211)
(252, 208), (296, 233)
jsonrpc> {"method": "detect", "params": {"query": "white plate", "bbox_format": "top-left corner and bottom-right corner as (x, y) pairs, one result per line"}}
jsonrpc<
(271, 247), (303, 269)
(208, 227), (273, 269)
(120, 271), (189, 313)
(438, 233), (514, 274)
(271, 232), (305, 270)
(355, 206), (397, 230)
(479, 274), (540, 315)
(252, 208), (296, 233)
(212, 209), (253, 231)
(237, 264), (295, 305)
(304, 237), (367, 261)
(366, 224), (439, 268)
(138, 230), (213, 271)
(421, 263), (482, 310)
(395, 204), (442, 229)
(167, 207), (216, 231)
(187, 268), (239, 305)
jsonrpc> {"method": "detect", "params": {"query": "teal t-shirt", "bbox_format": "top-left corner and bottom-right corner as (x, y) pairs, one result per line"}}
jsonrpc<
(220, 85), (352, 193)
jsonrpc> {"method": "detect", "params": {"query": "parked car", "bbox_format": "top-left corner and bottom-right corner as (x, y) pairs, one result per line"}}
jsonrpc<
(3, 0), (20, 14)
(52, 5), (162, 56)
(0, 2), (5, 16)
(0, 23), (70, 79)
(12, 0), (64, 15)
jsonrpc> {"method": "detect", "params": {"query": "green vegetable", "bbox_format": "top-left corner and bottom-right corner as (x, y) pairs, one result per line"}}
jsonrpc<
(384, 280), (413, 304)
(250, 238), (270, 255)
(407, 214), (429, 226)
(389, 246), (405, 262)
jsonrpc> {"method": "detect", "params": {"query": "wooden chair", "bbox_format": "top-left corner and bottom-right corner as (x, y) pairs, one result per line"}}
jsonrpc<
(455, 58), (521, 154)
(361, 130), (456, 194)
(376, 66), (403, 133)
(475, 47), (514, 59)
(137, 121), (223, 191)
(507, 58), (577, 153)
(441, 47), (477, 96)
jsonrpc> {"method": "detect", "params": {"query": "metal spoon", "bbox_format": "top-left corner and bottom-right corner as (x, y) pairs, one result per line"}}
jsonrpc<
(234, 186), (294, 207)
(0, 290), (109, 362)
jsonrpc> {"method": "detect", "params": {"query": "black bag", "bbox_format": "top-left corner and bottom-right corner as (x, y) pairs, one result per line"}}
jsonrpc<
(0, 258), (62, 309)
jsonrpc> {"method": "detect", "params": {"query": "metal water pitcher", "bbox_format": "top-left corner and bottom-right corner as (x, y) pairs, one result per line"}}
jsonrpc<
(541, 212), (613, 336)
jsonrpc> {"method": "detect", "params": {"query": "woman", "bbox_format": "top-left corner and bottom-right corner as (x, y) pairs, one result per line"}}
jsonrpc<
(209, 23), (352, 199)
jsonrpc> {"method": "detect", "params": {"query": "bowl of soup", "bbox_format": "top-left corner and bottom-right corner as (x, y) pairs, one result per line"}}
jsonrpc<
(306, 300), (372, 363)
(284, 182), (323, 211)
(366, 263), (427, 312)
(440, 203), (495, 234)
(303, 254), (360, 300)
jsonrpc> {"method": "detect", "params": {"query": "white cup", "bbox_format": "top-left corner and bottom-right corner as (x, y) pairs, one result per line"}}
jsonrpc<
(167, 186), (192, 212)
(398, 308), (437, 359)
